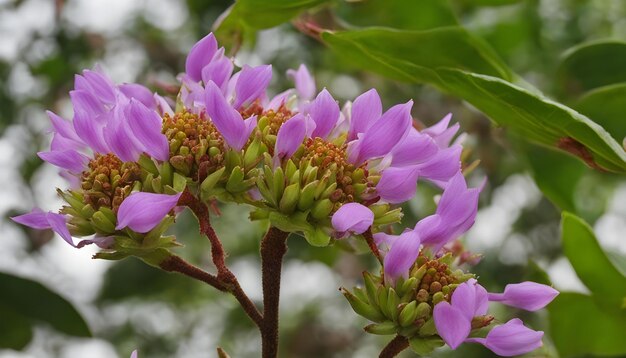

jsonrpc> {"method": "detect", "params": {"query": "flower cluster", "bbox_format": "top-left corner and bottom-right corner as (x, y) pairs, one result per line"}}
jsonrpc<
(12, 32), (557, 356)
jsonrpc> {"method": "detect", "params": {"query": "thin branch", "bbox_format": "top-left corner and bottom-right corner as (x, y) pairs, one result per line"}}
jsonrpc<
(177, 189), (263, 327)
(160, 254), (227, 292)
(260, 227), (289, 358)
(363, 229), (383, 265)
(379, 335), (409, 358)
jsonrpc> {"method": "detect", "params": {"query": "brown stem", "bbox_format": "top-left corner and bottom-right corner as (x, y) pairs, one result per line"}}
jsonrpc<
(177, 189), (263, 328)
(160, 254), (227, 292)
(363, 229), (383, 265)
(379, 335), (409, 358)
(260, 227), (289, 358)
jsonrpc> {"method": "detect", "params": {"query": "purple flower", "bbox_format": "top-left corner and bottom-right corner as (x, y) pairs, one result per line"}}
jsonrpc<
(185, 33), (218, 82)
(127, 99), (170, 161)
(37, 150), (89, 174)
(387, 128), (437, 167)
(488, 282), (559, 311)
(115, 192), (182, 233)
(348, 101), (413, 164)
(205, 81), (257, 151)
(382, 230), (421, 281)
(465, 319), (544, 356)
(416, 172), (483, 252)
(275, 113), (314, 160)
(201, 47), (234, 91)
(376, 166), (420, 204)
(308, 89), (340, 139)
(12, 209), (74, 246)
(331, 203), (374, 235)
(347, 89), (382, 141)
(130, 350), (138, 358)
(433, 279), (488, 349)
(233, 64), (272, 109)
(423, 113), (461, 148)
(287, 64), (316, 101)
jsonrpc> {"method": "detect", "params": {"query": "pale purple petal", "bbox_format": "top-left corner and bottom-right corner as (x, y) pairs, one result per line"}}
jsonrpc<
(351, 101), (413, 164)
(47, 111), (82, 143)
(233, 64), (272, 109)
(376, 166), (420, 204)
(415, 145), (462, 182)
(70, 90), (104, 118)
(433, 301), (471, 350)
(51, 132), (84, 152)
(202, 48), (233, 91)
(451, 281), (479, 321)
(180, 74), (206, 110)
(389, 129), (437, 167)
(130, 350), (138, 358)
(474, 282), (489, 316)
(383, 230), (421, 280)
(275, 113), (308, 159)
(267, 89), (294, 111)
(12, 210), (74, 246)
(308, 89), (340, 139)
(38, 150), (88, 173)
(205, 81), (250, 151)
(348, 89), (382, 141)
(474, 319), (544, 356)
(73, 110), (109, 153)
(373, 232), (400, 254)
(331, 203), (374, 234)
(154, 94), (174, 116)
(82, 70), (116, 104)
(185, 33), (218, 82)
(116, 192), (182, 233)
(103, 106), (143, 162)
(127, 99), (170, 161)
(423, 113), (460, 148)
(118, 83), (155, 108)
(287, 64), (315, 100)
(489, 282), (559, 311)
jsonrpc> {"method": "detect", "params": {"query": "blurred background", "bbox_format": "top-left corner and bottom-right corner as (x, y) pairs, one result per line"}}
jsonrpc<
(1, 0), (626, 357)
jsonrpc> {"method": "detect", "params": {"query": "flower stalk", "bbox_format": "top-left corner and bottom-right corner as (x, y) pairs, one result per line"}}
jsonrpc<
(379, 335), (409, 358)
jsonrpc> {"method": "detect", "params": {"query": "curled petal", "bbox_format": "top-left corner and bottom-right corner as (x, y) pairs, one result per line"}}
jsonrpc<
(267, 89), (295, 111)
(127, 99), (170, 161)
(415, 145), (462, 183)
(373, 232), (400, 254)
(180, 74), (206, 110)
(383, 230), (421, 281)
(38, 150), (88, 173)
(119, 83), (155, 108)
(423, 113), (460, 148)
(275, 114), (308, 160)
(451, 279), (489, 320)
(103, 106), (143, 162)
(73, 110), (109, 153)
(234, 64), (272, 109)
(331, 203), (374, 234)
(287, 64), (316, 101)
(12, 210), (74, 246)
(351, 101), (413, 164)
(201, 48), (233, 91)
(467, 319), (544, 357)
(433, 301), (471, 350)
(47, 111), (82, 143)
(488, 282), (559, 311)
(154, 93), (174, 116)
(51, 131), (84, 152)
(116, 192), (182, 233)
(389, 129), (437, 167)
(205, 81), (253, 151)
(185, 33), (218, 82)
(82, 69), (116, 104)
(348, 88), (382, 141)
(377, 166), (420, 204)
(70, 90), (104, 118)
(308, 89), (340, 139)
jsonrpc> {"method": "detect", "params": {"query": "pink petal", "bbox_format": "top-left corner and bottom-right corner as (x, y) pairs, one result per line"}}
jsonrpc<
(433, 301), (471, 350)
(118, 83), (155, 109)
(376, 166), (420, 204)
(331, 203), (374, 234)
(480, 319), (544, 356)
(116, 192), (182, 233)
(38, 150), (88, 173)
(308, 89), (340, 139)
(287, 64), (316, 101)
(348, 88), (382, 141)
(127, 99), (170, 161)
(233, 64), (272, 109)
(275, 113), (308, 160)
(383, 230), (421, 281)
(489, 282), (559, 311)
(201, 47), (233, 91)
(389, 129), (437, 167)
(205, 81), (252, 151)
(185, 33), (218, 82)
(12, 210), (74, 246)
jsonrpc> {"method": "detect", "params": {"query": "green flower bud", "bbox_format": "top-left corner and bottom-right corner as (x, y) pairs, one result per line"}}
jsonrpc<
(297, 181), (318, 211)
(91, 211), (116, 233)
(279, 182), (300, 213)
(364, 322), (397, 335)
(341, 288), (385, 322)
(311, 199), (333, 220)
(398, 301), (418, 327)
(225, 166), (246, 193)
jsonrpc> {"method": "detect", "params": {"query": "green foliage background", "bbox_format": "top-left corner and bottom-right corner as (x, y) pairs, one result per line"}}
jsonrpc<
(1, 0), (625, 357)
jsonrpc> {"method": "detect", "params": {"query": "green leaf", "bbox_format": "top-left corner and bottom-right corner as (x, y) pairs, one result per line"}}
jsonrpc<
(0, 272), (91, 337)
(336, 0), (457, 30)
(0, 303), (33, 350)
(548, 292), (626, 357)
(558, 41), (626, 95)
(576, 83), (626, 143)
(322, 29), (626, 172)
(561, 213), (626, 305)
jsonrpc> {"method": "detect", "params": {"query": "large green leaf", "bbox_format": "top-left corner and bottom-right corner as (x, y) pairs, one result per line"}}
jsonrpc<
(336, 0), (457, 31)
(322, 29), (626, 172)
(549, 293), (626, 357)
(0, 303), (33, 350)
(561, 213), (626, 305)
(576, 83), (626, 143)
(0, 272), (91, 337)
(558, 41), (626, 95)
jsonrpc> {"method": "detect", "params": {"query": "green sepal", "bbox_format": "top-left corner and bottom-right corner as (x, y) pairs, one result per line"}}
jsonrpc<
(226, 166), (246, 193)
(249, 209), (270, 221)
(243, 136), (263, 170)
(303, 226), (331, 247)
(364, 322), (397, 335)
(268, 211), (312, 233)
(409, 336), (444, 355)
(373, 208), (403, 226)
(91, 211), (116, 234)
(378, 286), (390, 319)
(257, 176), (276, 206)
(142, 216), (176, 248)
(297, 181), (319, 211)
(418, 318), (438, 336)
(363, 271), (381, 306)
(279, 182), (300, 213)
(341, 288), (385, 322)
(138, 154), (159, 176)
(388, 288), (400, 322)
(200, 166), (226, 201)
(311, 199), (333, 220)
(172, 172), (188, 193)
(272, 167), (285, 204)
(398, 301), (418, 327)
